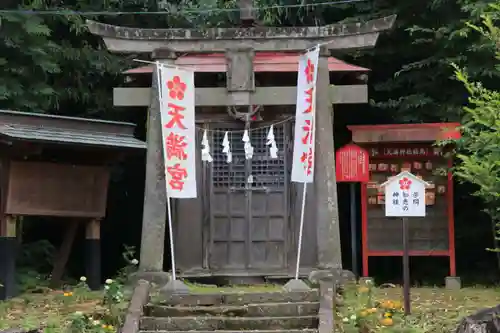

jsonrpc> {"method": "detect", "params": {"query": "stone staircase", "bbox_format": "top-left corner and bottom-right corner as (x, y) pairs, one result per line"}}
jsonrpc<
(139, 290), (320, 333)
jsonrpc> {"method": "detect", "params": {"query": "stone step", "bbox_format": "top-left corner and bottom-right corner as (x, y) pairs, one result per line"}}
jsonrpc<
(140, 330), (319, 333)
(145, 301), (319, 317)
(140, 315), (318, 331)
(160, 290), (319, 306)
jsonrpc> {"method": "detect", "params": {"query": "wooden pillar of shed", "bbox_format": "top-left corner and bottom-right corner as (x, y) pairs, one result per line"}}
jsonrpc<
(0, 215), (18, 300)
(85, 219), (101, 290)
(135, 49), (177, 285)
(314, 47), (342, 270)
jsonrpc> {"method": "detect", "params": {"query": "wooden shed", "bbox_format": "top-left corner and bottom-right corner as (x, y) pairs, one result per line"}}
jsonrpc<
(0, 110), (146, 299)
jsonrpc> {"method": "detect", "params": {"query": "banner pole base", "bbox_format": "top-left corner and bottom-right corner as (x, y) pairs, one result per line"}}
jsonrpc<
(283, 278), (311, 292)
(160, 279), (190, 298)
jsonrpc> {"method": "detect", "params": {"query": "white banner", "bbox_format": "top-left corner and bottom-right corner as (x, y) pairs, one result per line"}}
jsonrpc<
(158, 65), (197, 198)
(291, 47), (320, 183)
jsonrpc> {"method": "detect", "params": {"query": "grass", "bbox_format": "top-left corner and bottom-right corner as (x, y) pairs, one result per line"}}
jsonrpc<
(184, 281), (282, 293)
(0, 290), (107, 332)
(0, 284), (497, 333)
(339, 285), (500, 333)
(379, 286), (500, 312)
(373, 286), (500, 333)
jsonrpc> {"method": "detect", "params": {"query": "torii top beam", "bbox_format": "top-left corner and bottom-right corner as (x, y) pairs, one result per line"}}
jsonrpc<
(86, 15), (396, 53)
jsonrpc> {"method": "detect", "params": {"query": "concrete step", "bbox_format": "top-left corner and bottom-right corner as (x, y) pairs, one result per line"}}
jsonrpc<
(140, 315), (318, 331)
(160, 290), (319, 306)
(145, 301), (319, 317)
(140, 330), (319, 333)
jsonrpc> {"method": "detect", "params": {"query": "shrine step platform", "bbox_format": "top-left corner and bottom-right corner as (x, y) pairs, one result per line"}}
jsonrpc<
(158, 290), (319, 305)
(139, 290), (320, 332)
(140, 316), (318, 330)
(144, 301), (319, 317)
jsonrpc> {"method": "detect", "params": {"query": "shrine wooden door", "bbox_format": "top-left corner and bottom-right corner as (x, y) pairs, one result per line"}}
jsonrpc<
(208, 122), (292, 273)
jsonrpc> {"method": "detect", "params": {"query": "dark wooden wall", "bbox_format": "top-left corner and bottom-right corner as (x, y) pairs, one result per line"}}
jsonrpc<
(366, 153), (449, 253)
(5, 161), (110, 218)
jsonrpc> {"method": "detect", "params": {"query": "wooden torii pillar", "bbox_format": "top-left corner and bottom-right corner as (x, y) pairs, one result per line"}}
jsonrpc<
(87, 4), (395, 286)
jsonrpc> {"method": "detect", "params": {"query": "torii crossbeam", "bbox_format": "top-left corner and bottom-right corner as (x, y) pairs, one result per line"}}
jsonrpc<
(87, 15), (395, 53)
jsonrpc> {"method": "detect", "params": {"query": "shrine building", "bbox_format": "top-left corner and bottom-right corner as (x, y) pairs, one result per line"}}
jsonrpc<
(87, 16), (397, 283)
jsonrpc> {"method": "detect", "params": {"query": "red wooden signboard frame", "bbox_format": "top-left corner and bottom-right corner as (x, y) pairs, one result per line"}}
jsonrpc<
(347, 123), (460, 279)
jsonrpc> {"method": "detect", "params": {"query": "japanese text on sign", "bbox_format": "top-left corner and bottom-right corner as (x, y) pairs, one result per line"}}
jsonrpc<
(159, 66), (197, 198)
(383, 172), (427, 217)
(336, 144), (370, 182)
(369, 147), (443, 158)
(291, 47), (320, 183)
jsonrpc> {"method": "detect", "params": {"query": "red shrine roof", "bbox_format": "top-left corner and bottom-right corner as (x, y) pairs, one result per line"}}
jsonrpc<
(348, 123), (462, 143)
(125, 52), (369, 74)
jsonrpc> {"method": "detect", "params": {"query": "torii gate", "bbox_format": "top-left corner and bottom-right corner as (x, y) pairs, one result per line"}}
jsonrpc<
(87, 3), (395, 286)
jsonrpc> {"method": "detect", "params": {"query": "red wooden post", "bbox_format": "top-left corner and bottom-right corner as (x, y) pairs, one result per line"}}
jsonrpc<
(447, 158), (456, 276)
(361, 182), (369, 277)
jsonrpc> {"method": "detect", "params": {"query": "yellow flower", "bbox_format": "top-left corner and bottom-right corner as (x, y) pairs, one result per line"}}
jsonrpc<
(107, 325), (114, 331)
(367, 308), (377, 314)
(384, 312), (392, 318)
(380, 317), (394, 326)
(380, 300), (393, 309)
(63, 292), (73, 297)
(358, 286), (369, 293)
(102, 325), (108, 329)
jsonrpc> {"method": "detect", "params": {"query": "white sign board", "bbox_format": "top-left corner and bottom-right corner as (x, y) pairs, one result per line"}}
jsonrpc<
(291, 47), (319, 183)
(158, 64), (197, 198)
(381, 171), (428, 217)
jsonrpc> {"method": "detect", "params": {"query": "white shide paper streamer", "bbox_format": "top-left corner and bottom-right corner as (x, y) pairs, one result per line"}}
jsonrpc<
(222, 131), (232, 163)
(242, 129), (254, 159)
(201, 129), (213, 162)
(266, 124), (278, 159)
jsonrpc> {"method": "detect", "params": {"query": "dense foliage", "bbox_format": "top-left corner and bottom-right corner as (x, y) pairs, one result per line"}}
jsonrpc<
(1, 0), (497, 119)
(0, 0), (127, 116)
(2, 0), (497, 118)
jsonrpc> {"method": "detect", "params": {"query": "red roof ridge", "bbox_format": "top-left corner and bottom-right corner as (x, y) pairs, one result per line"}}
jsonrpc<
(125, 52), (369, 74)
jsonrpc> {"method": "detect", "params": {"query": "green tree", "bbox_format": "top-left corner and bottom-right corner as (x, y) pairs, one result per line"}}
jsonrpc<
(346, 0), (499, 123)
(452, 4), (500, 241)
(0, 0), (126, 116)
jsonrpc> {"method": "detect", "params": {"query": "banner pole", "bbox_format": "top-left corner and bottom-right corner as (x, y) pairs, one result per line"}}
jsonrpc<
(166, 193), (177, 281)
(402, 216), (411, 315)
(157, 61), (178, 282)
(287, 46), (319, 289)
(295, 182), (308, 280)
(155, 62), (190, 294)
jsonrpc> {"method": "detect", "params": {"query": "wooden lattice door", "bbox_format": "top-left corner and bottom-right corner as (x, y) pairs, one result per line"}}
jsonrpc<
(208, 122), (291, 272)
